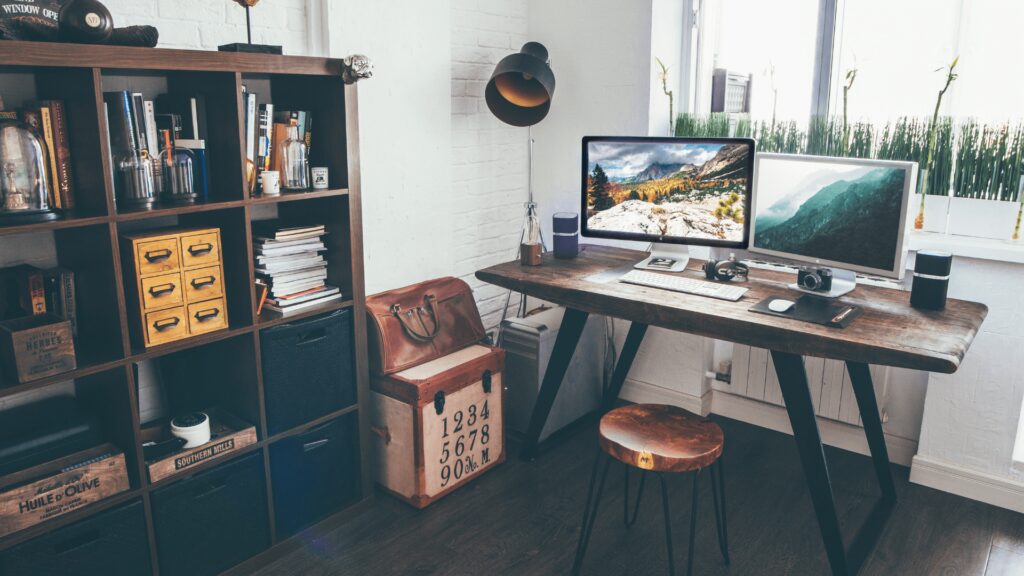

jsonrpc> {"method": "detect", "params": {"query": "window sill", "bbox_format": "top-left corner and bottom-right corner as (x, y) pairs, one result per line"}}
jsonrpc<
(908, 232), (1024, 266)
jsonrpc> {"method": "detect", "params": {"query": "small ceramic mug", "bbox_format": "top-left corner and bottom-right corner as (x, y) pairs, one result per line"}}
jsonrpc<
(261, 170), (281, 196)
(311, 167), (329, 190)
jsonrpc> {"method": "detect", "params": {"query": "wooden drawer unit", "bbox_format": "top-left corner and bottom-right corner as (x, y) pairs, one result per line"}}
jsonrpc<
(183, 265), (224, 301)
(122, 228), (229, 348)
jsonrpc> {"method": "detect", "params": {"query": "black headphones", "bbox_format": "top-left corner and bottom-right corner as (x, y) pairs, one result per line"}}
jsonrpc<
(702, 253), (749, 282)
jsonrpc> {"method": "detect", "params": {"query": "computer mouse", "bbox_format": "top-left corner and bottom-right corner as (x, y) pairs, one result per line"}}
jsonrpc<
(769, 299), (795, 313)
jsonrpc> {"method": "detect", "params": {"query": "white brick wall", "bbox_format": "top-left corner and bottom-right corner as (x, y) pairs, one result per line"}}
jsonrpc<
(451, 0), (531, 331)
(103, 0), (312, 53)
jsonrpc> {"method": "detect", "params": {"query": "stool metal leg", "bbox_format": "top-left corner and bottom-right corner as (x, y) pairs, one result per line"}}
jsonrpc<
(657, 473), (676, 576)
(686, 469), (701, 576)
(710, 460), (730, 564)
(573, 451), (612, 575)
(624, 467), (647, 527)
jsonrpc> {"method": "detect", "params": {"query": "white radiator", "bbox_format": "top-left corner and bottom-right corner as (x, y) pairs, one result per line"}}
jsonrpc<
(717, 344), (889, 426)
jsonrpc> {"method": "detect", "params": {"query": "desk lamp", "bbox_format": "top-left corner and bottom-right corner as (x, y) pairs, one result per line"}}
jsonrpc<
(485, 41), (556, 320)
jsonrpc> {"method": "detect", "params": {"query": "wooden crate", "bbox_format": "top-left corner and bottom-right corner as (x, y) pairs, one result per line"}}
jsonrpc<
(0, 444), (130, 538)
(0, 314), (76, 384)
(141, 411), (257, 483)
(120, 227), (229, 348)
(370, 345), (504, 508)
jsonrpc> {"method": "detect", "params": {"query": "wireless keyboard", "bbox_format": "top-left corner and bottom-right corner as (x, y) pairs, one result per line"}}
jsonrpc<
(619, 269), (748, 301)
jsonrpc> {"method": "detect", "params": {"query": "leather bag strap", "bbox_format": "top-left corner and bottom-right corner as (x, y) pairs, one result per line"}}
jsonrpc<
(391, 295), (440, 343)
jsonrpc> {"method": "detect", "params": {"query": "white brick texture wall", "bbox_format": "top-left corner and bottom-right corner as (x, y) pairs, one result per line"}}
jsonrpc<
(451, 0), (531, 331)
(103, 0), (312, 53)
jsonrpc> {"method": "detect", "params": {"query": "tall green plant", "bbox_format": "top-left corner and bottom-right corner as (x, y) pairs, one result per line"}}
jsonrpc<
(674, 112), (731, 138)
(915, 56), (959, 229)
(655, 57), (674, 135)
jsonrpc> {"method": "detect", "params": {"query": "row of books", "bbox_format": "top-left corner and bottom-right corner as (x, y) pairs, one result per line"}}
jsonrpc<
(241, 86), (313, 195)
(103, 90), (210, 204)
(253, 221), (341, 316)
(0, 265), (77, 337)
(0, 99), (75, 211)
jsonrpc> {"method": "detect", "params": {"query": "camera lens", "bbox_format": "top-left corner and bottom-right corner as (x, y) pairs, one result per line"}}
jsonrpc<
(801, 273), (821, 290)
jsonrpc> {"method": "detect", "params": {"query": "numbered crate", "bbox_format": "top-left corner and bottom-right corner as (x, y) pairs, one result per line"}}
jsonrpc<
(370, 344), (504, 508)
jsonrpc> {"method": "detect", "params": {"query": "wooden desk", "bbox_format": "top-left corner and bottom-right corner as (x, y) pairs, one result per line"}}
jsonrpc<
(476, 244), (986, 576)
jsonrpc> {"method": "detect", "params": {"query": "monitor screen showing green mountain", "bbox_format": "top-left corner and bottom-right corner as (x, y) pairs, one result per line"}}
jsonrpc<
(752, 158), (910, 272)
(585, 141), (751, 242)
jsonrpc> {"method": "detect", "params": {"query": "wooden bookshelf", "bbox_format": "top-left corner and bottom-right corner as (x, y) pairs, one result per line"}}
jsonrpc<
(0, 42), (372, 574)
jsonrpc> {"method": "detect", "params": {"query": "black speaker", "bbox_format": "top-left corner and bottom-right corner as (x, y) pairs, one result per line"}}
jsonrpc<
(910, 250), (952, 310)
(260, 310), (356, 435)
(1, 501), (150, 576)
(151, 452), (270, 576)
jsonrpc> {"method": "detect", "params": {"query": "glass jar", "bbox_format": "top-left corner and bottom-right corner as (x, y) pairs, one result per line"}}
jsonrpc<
(0, 121), (59, 224)
(280, 125), (309, 191)
(159, 145), (196, 205)
(115, 150), (156, 210)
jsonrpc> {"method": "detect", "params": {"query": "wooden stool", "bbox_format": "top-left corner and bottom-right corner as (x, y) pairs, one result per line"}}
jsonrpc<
(572, 404), (729, 576)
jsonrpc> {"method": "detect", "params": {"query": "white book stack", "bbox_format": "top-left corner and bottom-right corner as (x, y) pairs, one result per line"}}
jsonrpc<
(253, 221), (343, 316)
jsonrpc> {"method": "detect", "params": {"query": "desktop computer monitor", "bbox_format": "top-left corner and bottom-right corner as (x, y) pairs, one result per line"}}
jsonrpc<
(581, 136), (755, 271)
(749, 153), (917, 297)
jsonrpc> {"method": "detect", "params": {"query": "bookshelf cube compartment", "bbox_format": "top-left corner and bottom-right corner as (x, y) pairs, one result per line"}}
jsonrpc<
(72, 368), (142, 489)
(100, 70), (245, 211)
(266, 195), (354, 299)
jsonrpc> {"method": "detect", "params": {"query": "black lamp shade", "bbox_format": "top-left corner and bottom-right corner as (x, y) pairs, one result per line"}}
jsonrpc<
(485, 42), (556, 127)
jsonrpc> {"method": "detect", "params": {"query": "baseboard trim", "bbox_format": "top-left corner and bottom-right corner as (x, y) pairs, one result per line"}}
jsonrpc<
(910, 454), (1024, 514)
(620, 377), (711, 416)
(710, 390), (918, 467)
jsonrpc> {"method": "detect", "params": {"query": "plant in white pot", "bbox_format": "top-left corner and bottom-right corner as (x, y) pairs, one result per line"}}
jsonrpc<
(949, 120), (1024, 240)
(914, 56), (958, 231)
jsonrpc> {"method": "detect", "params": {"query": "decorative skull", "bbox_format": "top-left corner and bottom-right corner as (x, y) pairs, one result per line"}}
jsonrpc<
(342, 54), (374, 84)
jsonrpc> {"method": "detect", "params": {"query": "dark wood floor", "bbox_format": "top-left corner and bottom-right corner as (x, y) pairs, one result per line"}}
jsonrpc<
(251, 416), (1024, 575)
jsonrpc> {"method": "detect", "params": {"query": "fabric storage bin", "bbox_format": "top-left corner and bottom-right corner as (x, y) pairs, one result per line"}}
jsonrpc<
(260, 309), (356, 435)
(0, 500), (150, 576)
(150, 452), (269, 576)
(269, 413), (360, 537)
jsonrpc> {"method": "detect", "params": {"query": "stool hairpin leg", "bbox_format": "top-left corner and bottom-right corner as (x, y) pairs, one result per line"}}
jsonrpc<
(710, 460), (730, 564)
(657, 473), (677, 576)
(624, 467), (647, 527)
(573, 451), (612, 576)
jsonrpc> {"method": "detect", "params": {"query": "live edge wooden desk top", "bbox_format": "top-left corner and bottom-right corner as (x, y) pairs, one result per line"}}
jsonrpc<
(476, 244), (987, 374)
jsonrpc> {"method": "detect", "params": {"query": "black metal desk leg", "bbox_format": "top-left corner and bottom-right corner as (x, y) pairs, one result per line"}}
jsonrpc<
(602, 323), (648, 411)
(520, 308), (589, 461)
(847, 362), (897, 500)
(771, 351), (849, 576)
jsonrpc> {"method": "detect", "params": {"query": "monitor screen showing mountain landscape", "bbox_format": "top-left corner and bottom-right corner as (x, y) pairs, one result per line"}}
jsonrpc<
(752, 157), (910, 273)
(584, 140), (752, 243)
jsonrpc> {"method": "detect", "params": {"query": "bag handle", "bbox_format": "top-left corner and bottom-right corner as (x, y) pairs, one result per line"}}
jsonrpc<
(391, 294), (440, 343)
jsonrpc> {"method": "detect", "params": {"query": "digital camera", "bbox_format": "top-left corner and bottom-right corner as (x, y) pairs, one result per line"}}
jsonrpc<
(797, 267), (833, 292)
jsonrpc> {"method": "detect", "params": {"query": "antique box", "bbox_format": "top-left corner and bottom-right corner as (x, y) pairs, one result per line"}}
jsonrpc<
(370, 344), (504, 508)
(121, 228), (228, 348)
(141, 410), (257, 484)
(0, 314), (76, 384)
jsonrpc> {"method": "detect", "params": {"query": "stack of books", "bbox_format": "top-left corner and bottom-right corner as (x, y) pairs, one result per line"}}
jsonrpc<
(253, 221), (341, 316)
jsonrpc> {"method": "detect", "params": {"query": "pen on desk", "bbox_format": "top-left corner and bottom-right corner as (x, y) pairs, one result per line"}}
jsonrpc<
(831, 306), (856, 324)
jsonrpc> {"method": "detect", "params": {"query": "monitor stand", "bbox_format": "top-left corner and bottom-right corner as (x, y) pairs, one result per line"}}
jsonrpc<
(634, 243), (690, 273)
(788, 267), (856, 299)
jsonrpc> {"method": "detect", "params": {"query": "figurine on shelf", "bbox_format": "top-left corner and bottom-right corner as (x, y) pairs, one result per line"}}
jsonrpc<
(343, 55), (374, 84)
(219, 0), (283, 55)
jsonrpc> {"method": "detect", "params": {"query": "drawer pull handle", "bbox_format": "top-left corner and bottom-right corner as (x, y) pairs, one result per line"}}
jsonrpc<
(303, 438), (330, 452)
(153, 317), (181, 332)
(148, 283), (176, 297)
(187, 243), (213, 256)
(191, 276), (216, 289)
(144, 248), (173, 263)
(54, 529), (102, 555)
(195, 308), (221, 322)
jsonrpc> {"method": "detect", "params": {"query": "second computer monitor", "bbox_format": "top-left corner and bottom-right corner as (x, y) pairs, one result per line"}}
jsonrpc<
(582, 136), (754, 249)
(750, 153), (917, 280)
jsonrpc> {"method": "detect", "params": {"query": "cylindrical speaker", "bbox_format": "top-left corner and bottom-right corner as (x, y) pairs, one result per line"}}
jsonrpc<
(910, 250), (952, 310)
(553, 212), (578, 259)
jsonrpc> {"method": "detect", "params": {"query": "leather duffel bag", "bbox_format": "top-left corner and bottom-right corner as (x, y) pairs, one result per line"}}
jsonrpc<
(366, 277), (486, 374)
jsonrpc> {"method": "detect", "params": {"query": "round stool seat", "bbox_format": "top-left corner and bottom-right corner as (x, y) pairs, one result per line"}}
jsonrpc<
(598, 404), (724, 473)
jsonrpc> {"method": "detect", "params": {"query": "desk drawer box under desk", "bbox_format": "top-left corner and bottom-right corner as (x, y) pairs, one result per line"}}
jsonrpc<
(121, 228), (229, 348)
(370, 344), (505, 509)
(151, 452), (269, 576)
(0, 500), (151, 576)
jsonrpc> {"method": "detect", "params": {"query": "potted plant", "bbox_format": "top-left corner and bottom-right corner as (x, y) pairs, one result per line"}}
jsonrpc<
(948, 120), (1024, 240)
(914, 57), (958, 231)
